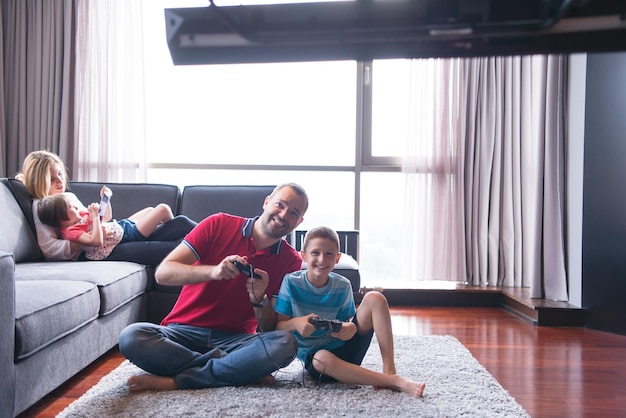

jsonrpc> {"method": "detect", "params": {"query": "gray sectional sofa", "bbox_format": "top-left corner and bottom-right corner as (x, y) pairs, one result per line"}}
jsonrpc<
(0, 178), (360, 418)
(0, 179), (277, 418)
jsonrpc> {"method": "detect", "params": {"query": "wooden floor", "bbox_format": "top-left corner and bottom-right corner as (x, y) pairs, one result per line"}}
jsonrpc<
(18, 306), (626, 418)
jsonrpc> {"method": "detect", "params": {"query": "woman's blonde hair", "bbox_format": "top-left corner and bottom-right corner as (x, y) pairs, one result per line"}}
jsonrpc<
(15, 150), (68, 199)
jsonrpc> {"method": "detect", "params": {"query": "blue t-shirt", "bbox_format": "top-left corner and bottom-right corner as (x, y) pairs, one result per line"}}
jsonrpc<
(275, 270), (356, 361)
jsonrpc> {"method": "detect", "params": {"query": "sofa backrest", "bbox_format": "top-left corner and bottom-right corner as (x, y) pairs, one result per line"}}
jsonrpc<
(69, 182), (182, 220)
(180, 185), (276, 222)
(293, 230), (360, 261)
(0, 179), (43, 262)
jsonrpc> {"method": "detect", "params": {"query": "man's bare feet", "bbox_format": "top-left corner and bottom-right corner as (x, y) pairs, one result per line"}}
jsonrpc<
(127, 374), (176, 393)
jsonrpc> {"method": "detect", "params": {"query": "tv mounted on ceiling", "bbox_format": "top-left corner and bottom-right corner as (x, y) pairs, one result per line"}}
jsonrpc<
(164, 0), (626, 65)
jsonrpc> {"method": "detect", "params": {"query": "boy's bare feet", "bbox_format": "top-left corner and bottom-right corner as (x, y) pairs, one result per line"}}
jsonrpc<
(391, 375), (426, 397)
(127, 374), (176, 393)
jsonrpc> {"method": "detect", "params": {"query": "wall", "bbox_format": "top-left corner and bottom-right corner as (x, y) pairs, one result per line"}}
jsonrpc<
(567, 54), (587, 308)
(582, 52), (626, 335)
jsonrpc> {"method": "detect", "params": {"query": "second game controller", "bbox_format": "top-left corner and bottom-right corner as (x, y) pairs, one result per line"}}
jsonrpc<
(233, 261), (261, 279)
(309, 317), (343, 333)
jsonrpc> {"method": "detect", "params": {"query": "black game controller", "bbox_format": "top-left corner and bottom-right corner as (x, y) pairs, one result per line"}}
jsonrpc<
(309, 317), (343, 333)
(233, 261), (261, 279)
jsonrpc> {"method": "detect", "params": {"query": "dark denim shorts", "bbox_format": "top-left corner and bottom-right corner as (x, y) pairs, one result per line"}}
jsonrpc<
(304, 316), (374, 383)
(117, 219), (146, 243)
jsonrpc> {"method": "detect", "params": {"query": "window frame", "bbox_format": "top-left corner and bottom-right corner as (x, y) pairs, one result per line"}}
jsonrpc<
(360, 60), (404, 170)
(145, 60), (406, 232)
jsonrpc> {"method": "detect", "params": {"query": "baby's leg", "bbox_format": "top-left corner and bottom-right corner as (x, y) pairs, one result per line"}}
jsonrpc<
(355, 291), (396, 375)
(131, 204), (174, 237)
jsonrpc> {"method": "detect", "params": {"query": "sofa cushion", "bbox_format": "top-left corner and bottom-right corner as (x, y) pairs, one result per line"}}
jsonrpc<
(69, 181), (181, 220)
(180, 185), (275, 222)
(15, 261), (148, 315)
(0, 179), (42, 263)
(14, 279), (100, 360)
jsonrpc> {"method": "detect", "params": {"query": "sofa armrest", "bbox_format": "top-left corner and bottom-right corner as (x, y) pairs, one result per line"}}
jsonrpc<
(0, 251), (16, 417)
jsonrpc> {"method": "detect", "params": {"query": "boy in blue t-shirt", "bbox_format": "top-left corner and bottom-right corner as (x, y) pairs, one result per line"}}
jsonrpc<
(275, 226), (425, 397)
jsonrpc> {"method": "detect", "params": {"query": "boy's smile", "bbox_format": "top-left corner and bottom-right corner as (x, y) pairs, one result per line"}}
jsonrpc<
(301, 236), (341, 286)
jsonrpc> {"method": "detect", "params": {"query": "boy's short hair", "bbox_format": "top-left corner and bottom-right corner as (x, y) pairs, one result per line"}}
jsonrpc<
(37, 194), (72, 227)
(302, 226), (340, 252)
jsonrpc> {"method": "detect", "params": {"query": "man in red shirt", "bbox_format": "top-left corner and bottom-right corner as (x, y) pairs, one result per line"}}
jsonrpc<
(119, 183), (308, 391)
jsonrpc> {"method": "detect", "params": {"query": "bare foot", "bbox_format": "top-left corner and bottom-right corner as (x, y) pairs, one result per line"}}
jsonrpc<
(127, 374), (176, 393)
(392, 376), (426, 397)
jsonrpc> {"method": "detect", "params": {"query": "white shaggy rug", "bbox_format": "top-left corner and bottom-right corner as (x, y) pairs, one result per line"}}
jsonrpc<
(57, 335), (529, 418)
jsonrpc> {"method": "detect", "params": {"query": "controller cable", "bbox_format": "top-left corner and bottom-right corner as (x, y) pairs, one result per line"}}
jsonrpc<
(248, 269), (336, 388)
(247, 269), (296, 383)
(296, 324), (340, 387)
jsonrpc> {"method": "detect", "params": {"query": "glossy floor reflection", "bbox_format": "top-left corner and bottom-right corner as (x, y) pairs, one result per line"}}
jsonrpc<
(390, 307), (626, 418)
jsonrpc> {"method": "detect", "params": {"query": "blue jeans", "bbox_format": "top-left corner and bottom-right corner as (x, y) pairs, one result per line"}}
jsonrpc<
(118, 322), (297, 389)
(147, 215), (196, 241)
(102, 216), (197, 266)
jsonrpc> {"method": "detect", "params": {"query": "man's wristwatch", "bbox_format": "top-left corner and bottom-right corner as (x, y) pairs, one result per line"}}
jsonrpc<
(251, 294), (269, 308)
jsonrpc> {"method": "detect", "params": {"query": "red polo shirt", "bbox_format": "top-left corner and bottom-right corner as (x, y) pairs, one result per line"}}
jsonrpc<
(161, 213), (302, 334)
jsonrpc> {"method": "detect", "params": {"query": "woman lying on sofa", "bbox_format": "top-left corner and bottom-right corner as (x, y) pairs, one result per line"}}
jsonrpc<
(16, 150), (196, 266)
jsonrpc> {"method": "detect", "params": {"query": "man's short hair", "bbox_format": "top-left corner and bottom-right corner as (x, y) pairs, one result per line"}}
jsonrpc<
(270, 182), (309, 213)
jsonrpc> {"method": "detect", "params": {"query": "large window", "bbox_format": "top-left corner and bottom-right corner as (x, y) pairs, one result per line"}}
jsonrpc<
(143, 1), (425, 287)
(370, 59), (412, 161)
(144, 61), (357, 167)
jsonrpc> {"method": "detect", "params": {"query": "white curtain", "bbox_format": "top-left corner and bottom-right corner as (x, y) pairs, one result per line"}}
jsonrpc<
(73, 0), (147, 182)
(402, 56), (569, 301)
(401, 59), (466, 283)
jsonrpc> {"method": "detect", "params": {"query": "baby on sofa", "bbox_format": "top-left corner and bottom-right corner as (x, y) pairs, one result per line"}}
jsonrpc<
(37, 188), (175, 260)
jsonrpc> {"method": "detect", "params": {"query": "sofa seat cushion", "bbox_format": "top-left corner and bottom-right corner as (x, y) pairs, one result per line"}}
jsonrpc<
(15, 261), (148, 315)
(14, 280), (100, 360)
